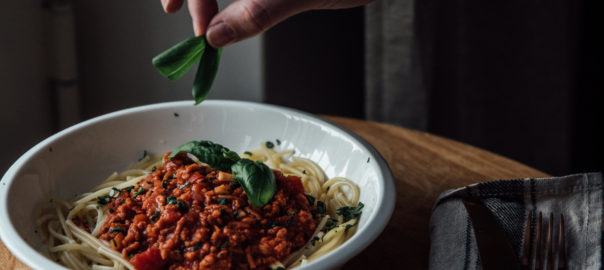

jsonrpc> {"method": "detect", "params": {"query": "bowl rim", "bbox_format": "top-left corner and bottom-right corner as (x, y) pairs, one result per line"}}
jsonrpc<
(0, 100), (396, 270)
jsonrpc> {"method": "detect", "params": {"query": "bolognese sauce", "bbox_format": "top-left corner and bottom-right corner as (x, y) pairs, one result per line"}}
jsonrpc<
(91, 153), (318, 270)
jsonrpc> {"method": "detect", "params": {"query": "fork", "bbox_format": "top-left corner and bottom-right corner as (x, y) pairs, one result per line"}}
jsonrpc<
(521, 211), (566, 270)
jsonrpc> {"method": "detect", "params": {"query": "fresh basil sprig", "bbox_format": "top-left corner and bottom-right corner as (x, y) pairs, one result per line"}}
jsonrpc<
(170, 140), (278, 207)
(152, 36), (222, 104)
(231, 159), (277, 207)
(169, 140), (240, 171)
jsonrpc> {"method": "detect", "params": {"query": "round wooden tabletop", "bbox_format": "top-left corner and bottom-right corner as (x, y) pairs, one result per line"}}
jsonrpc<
(0, 116), (549, 269)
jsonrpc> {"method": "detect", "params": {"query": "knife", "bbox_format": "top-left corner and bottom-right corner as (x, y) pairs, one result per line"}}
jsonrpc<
(462, 197), (521, 270)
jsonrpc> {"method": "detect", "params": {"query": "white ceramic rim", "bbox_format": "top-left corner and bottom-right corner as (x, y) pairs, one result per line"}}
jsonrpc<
(0, 100), (396, 270)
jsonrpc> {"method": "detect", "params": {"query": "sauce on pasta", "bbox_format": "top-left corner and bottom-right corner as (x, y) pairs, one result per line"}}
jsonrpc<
(95, 153), (318, 269)
(36, 141), (362, 270)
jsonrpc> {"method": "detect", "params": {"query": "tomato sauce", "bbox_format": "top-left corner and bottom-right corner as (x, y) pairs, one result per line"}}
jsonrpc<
(93, 153), (318, 270)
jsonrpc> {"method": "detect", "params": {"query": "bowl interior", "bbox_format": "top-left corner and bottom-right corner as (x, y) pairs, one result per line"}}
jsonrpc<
(0, 100), (394, 269)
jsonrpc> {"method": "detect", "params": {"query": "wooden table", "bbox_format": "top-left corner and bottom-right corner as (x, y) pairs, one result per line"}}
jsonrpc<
(0, 116), (549, 269)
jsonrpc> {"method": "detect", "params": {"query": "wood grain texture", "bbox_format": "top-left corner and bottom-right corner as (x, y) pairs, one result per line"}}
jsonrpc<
(0, 116), (549, 269)
(322, 116), (549, 269)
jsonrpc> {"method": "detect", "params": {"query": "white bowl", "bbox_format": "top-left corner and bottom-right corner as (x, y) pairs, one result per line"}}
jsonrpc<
(0, 100), (395, 270)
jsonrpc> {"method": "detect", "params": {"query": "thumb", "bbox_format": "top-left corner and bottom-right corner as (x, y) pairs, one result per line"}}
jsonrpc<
(205, 0), (312, 47)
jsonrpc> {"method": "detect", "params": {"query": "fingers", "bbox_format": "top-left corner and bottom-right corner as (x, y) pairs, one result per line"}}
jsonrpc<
(161, 0), (185, 13)
(189, 0), (219, 36)
(206, 0), (311, 48)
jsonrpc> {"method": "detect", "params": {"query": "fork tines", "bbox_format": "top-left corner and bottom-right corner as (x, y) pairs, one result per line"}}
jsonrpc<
(521, 211), (566, 270)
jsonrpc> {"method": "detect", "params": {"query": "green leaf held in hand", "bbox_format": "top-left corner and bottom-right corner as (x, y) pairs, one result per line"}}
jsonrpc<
(152, 36), (206, 81)
(152, 36), (221, 105)
(169, 140), (240, 171)
(231, 159), (277, 207)
(193, 45), (221, 104)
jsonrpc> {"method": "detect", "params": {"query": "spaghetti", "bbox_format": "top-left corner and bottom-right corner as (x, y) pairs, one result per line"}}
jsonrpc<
(36, 141), (362, 270)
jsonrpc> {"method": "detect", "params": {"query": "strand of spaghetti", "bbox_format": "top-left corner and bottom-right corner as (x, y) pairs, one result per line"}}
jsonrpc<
(67, 220), (134, 269)
(50, 243), (114, 265)
(306, 218), (358, 262)
(289, 158), (327, 184)
(282, 215), (331, 266)
(54, 199), (74, 240)
(279, 164), (322, 197)
(62, 249), (90, 270)
(323, 177), (360, 204)
(47, 221), (72, 244)
(72, 175), (146, 206)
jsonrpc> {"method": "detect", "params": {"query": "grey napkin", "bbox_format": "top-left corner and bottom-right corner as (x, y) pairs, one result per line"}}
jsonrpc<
(429, 172), (603, 269)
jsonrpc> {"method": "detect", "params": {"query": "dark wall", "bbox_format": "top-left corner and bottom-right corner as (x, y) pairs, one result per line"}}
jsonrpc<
(264, 8), (365, 118)
(263, 2), (603, 176)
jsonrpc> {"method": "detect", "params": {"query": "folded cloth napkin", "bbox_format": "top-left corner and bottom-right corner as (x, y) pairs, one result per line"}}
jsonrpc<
(429, 172), (603, 270)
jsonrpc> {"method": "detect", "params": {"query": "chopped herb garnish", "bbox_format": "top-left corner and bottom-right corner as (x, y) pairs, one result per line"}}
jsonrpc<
(167, 197), (188, 212)
(112, 239), (117, 247)
(302, 170), (307, 174)
(97, 195), (111, 205)
(276, 139), (281, 145)
(131, 187), (145, 199)
(179, 181), (190, 189)
(244, 151), (253, 156)
(305, 194), (315, 206)
(123, 186), (135, 192)
(316, 201), (326, 214)
(96, 205), (100, 210)
(162, 179), (167, 189)
(217, 198), (228, 205)
(138, 150), (148, 161)
(345, 224), (355, 232)
(177, 200), (188, 211)
(265, 141), (274, 149)
(151, 166), (157, 172)
(286, 218), (296, 227)
(336, 202), (364, 222)
(367, 157), (370, 163)
(220, 239), (229, 249)
(310, 236), (320, 246)
(166, 196), (177, 205)
(288, 211), (296, 217)
(151, 210), (160, 221)
(323, 218), (338, 232)
(109, 227), (124, 233)
(174, 112), (179, 117)
(193, 242), (201, 251)
(147, 181), (152, 185)
(275, 267), (285, 270)
(109, 209), (115, 213)
(170, 174), (176, 179)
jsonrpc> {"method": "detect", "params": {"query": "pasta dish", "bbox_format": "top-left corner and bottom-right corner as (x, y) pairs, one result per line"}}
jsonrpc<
(36, 140), (362, 270)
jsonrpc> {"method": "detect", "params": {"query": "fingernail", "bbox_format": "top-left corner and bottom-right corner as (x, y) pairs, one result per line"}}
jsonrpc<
(207, 22), (235, 47)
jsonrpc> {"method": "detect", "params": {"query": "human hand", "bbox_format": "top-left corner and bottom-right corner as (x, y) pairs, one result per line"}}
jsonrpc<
(161, 0), (375, 48)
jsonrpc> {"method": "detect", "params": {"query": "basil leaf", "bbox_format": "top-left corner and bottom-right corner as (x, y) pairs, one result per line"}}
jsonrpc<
(152, 36), (206, 81)
(336, 202), (364, 222)
(231, 159), (276, 207)
(193, 44), (222, 104)
(168, 140), (239, 171)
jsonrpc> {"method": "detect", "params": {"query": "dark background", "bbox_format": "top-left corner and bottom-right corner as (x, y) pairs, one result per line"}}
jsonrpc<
(264, 2), (603, 176)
